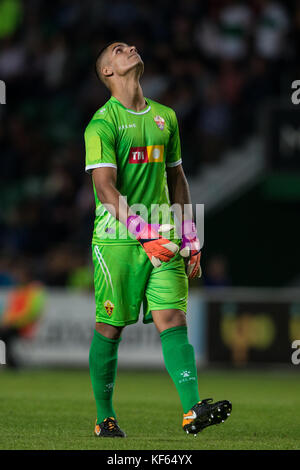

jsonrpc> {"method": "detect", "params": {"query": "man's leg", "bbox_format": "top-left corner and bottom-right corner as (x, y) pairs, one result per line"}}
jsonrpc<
(148, 254), (231, 435)
(152, 309), (200, 414)
(90, 243), (152, 437)
(89, 322), (123, 424)
(152, 309), (232, 435)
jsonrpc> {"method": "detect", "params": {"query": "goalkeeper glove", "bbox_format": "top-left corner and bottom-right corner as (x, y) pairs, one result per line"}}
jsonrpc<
(126, 215), (179, 267)
(180, 220), (202, 279)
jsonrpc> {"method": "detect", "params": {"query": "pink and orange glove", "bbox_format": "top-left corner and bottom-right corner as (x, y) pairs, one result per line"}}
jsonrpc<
(180, 220), (202, 279)
(127, 215), (179, 267)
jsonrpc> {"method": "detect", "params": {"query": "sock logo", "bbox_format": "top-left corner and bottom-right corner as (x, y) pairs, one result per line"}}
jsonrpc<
(104, 300), (114, 317)
(179, 370), (195, 384)
(181, 370), (191, 378)
(104, 382), (114, 393)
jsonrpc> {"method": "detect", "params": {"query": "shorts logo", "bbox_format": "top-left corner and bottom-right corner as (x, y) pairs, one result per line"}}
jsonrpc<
(129, 145), (164, 164)
(154, 115), (165, 130)
(104, 300), (114, 317)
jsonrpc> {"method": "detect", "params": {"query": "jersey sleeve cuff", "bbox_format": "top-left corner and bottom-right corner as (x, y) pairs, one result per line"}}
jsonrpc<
(166, 159), (182, 168)
(85, 163), (117, 174)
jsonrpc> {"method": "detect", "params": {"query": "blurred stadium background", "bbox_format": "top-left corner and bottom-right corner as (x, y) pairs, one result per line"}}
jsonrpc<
(0, 0), (300, 450)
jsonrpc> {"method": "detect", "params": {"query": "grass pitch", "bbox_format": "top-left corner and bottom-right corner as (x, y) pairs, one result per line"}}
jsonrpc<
(0, 368), (299, 450)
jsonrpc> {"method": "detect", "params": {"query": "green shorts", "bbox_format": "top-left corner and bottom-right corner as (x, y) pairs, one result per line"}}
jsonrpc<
(92, 243), (188, 326)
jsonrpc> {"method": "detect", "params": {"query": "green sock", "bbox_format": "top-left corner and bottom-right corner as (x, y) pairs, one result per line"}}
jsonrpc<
(89, 329), (121, 424)
(160, 326), (200, 413)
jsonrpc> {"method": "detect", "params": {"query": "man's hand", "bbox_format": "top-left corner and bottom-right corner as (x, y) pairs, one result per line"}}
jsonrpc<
(179, 220), (202, 279)
(127, 215), (179, 267)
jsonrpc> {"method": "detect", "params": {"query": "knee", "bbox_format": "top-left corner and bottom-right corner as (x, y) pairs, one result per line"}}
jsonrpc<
(153, 309), (187, 334)
(95, 322), (124, 340)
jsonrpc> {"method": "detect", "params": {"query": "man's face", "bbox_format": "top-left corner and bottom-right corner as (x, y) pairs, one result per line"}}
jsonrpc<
(104, 42), (144, 78)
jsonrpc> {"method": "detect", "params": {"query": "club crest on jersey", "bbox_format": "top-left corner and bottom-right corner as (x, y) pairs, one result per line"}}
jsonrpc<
(104, 300), (114, 317)
(154, 115), (165, 130)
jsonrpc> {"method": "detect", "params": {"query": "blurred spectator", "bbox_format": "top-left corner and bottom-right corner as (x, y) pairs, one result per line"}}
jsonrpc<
(219, 60), (244, 107)
(218, 0), (253, 60)
(197, 81), (232, 164)
(0, 254), (16, 286)
(254, 0), (289, 60)
(0, 38), (26, 79)
(0, 0), (23, 40)
(0, 263), (46, 368)
(67, 253), (93, 291)
(171, 15), (194, 53)
(0, 282), (46, 367)
(43, 34), (68, 89)
(291, 1), (300, 59)
(194, 5), (221, 59)
(204, 255), (231, 287)
(240, 55), (271, 136)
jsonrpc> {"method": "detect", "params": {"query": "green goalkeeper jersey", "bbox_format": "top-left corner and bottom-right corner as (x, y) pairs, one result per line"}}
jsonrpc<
(84, 96), (182, 245)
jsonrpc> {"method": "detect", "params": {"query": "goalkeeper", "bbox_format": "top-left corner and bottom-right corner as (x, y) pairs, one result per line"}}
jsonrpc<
(84, 42), (231, 437)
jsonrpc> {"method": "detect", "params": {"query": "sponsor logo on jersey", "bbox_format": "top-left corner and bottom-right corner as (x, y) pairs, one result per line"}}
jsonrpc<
(129, 145), (164, 164)
(104, 300), (114, 317)
(154, 115), (165, 130)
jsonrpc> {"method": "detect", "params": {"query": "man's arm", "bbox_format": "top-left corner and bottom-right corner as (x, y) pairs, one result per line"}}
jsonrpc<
(166, 164), (201, 279)
(92, 167), (179, 267)
(166, 164), (193, 220)
(92, 166), (130, 225)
